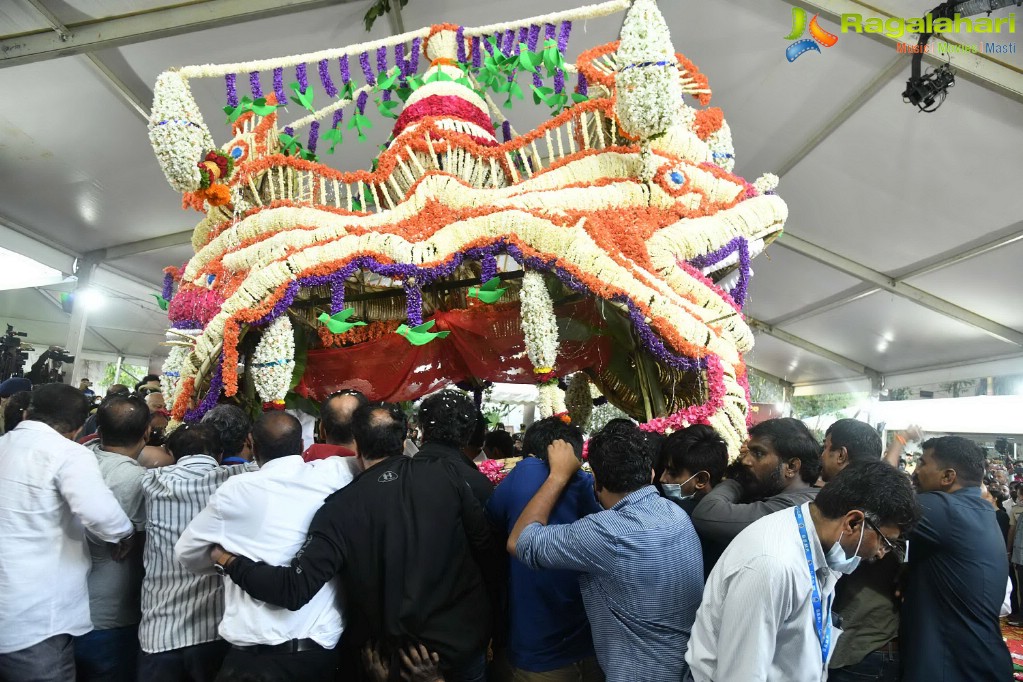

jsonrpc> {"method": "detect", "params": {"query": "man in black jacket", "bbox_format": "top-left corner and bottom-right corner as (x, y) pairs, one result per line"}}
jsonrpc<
(213, 402), (495, 682)
(415, 390), (494, 505)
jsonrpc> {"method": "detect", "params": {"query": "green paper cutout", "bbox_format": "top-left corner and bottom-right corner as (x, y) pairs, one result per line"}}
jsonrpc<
(317, 309), (367, 334)
(467, 277), (507, 304)
(395, 320), (450, 346)
(289, 82), (315, 111)
(152, 294), (169, 311)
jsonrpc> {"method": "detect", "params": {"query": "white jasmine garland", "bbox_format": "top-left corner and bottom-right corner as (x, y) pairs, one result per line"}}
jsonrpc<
(614, 0), (681, 141)
(251, 315), (295, 404)
(537, 381), (567, 419)
(149, 72), (215, 192)
(753, 173), (779, 194)
(161, 344), (191, 406)
(520, 270), (559, 373)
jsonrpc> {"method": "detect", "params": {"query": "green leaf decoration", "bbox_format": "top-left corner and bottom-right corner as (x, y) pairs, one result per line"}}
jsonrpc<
(376, 98), (400, 119)
(509, 81), (524, 101)
(340, 81), (356, 100)
(532, 85), (554, 105)
(467, 277), (507, 304)
(321, 127), (343, 153)
(300, 149), (319, 162)
(289, 82), (315, 112)
(251, 97), (279, 116)
(395, 320), (450, 346)
(279, 133), (301, 155)
(572, 92), (590, 104)
(152, 294), (169, 311)
(395, 86), (413, 102)
(407, 76), (424, 90)
(377, 71), (399, 90)
(317, 309), (367, 334)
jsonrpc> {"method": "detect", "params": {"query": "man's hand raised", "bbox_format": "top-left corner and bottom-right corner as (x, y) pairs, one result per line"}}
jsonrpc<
(547, 439), (580, 483)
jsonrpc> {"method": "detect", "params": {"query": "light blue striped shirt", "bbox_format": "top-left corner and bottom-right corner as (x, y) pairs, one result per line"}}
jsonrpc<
(517, 485), (704, 681)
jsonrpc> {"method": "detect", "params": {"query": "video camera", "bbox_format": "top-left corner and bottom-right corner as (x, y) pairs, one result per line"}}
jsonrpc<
(1, 325), (30, 381)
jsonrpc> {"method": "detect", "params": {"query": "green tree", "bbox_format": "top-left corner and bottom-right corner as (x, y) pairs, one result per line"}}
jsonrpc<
(100, 362), (148, 389)
(940, 379), (977, 398)
(748, 370), (785, 404)
(790, 392), (862, 420)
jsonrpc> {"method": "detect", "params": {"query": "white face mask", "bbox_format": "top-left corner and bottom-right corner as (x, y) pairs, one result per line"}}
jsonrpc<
(662, 472), (703, 501)
(826, 518), (865, 574)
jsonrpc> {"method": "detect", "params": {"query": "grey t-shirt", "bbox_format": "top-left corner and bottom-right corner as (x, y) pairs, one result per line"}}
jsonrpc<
(86, 443), (147, 630)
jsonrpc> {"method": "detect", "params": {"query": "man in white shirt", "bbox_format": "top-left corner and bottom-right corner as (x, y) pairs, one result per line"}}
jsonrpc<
(76, 395), (151, 682)
(686, 461), (920, 682)
(0, 383), (134, 682)
(176, 411), (356, 680)
(139, 421), (254, 682)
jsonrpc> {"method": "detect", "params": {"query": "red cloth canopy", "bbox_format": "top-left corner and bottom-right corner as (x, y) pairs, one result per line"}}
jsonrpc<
(296, 299), (611, 402)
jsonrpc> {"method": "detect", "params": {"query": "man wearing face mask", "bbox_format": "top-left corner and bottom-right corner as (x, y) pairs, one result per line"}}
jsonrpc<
(690, 418), (822, 572)
(657, 425), (728, 578)
(686, 461), (920, 682)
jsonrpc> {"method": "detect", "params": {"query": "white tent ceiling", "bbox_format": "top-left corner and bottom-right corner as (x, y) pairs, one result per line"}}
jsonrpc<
(0, 0), (1021, 393)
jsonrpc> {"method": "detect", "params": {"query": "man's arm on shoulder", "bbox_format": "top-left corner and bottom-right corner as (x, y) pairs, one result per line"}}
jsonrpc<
(55, 446), (132, 542)
(706, 556), (792, 681)
(175, 492), (227, 575)
(691, 479), (798, 543)
(515, 518), (609, 574)
(223, 499), (346, 610)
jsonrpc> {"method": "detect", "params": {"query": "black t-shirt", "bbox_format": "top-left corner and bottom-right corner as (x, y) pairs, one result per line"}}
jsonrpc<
(226, 455), (495, 666)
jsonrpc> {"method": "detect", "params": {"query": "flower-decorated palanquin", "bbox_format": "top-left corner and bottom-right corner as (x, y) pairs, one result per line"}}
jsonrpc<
(149, 0), (786, 455)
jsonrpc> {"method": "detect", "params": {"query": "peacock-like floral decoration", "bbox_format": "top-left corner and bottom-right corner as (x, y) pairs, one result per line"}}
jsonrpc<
(148, 0), (786, 456)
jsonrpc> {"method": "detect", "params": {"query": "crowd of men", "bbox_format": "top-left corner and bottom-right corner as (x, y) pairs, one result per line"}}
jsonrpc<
(0, 376), (1014, 682)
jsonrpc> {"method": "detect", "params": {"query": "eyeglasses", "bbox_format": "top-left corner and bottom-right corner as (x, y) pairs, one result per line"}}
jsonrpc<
(863, 515), (906, 561)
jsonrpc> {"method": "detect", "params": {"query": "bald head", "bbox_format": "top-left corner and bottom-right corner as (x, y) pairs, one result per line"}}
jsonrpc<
(144, 392), (166, 413)
(252, 412), (303, 465)
(320, 390), (367, 448)
(352, 402), (407, 462)
(97, 396), (150, 451)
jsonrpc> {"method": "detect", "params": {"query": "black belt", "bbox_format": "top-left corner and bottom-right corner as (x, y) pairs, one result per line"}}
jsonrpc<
(232, 638), (324, 654)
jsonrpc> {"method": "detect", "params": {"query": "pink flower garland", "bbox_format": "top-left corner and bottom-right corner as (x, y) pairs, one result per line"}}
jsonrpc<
(638, 354), (726, 434)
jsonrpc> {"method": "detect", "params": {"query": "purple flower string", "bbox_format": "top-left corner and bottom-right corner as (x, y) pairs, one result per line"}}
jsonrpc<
(273, 67), (287, 106)
(319, 59), (337, 98)
(456, 26), (466, 63)
(161, 272), (174, 301)
(554, 68), (565, 94)
(395, 42), (408, 83)
(405, 282), (424, 327)
(249, 71), (263, 98)
(732, 238), (751, 308)
(225, 73), (238, 107)
(483, 34), (496, 55)
(184, 359), (224, 422)
(501, 120), (512, 142)
(284, 126), (295, 138)
(329, 270), (347, 313)
(527, 24), (541, 51)
(544, 23), (556, 44)
(409, 38), (421, 74)
(307, 120), (320, 153)
(296, 63), (308, 92)
(382, 90), (392, 102)
(332, 109), (344, 129)
(688, 237), (744, 270)
(502, 29), (515, 54)
(359, 51), (376, 85)
(577, 72), (589, 96)
(340, 54), (351, 84)
(471, 35), (482, 68)
(557, 21), (572, 52)
(517, 27), (529, 53)
(356, 91), (368, 114)
(481, 254), (498, 282)
(376, 46), (388, 74)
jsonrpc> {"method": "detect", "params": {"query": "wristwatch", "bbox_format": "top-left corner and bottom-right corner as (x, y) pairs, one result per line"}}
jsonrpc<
(213, 552), (236, 576)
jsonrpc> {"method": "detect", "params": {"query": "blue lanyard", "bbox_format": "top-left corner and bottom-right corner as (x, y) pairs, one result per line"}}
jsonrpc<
(793, 506), (832, 667)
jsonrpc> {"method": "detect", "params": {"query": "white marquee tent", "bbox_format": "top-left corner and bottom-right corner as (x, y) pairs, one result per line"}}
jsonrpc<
(0, 0), (1020, 395)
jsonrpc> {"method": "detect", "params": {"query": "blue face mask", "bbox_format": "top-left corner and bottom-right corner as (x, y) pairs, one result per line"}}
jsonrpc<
(826, 521), (865, 574)
(661, 472), (703, 502)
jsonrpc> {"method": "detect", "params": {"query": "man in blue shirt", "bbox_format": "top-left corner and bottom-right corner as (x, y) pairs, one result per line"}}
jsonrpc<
(900, 436), (1013, 682)
(486, 417), (603, 680)
(508, 420), (703, 682)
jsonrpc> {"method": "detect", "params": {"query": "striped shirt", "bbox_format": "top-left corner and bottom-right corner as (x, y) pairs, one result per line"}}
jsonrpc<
(139, 455), (256, 654)
(516, 485), (704, 682)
